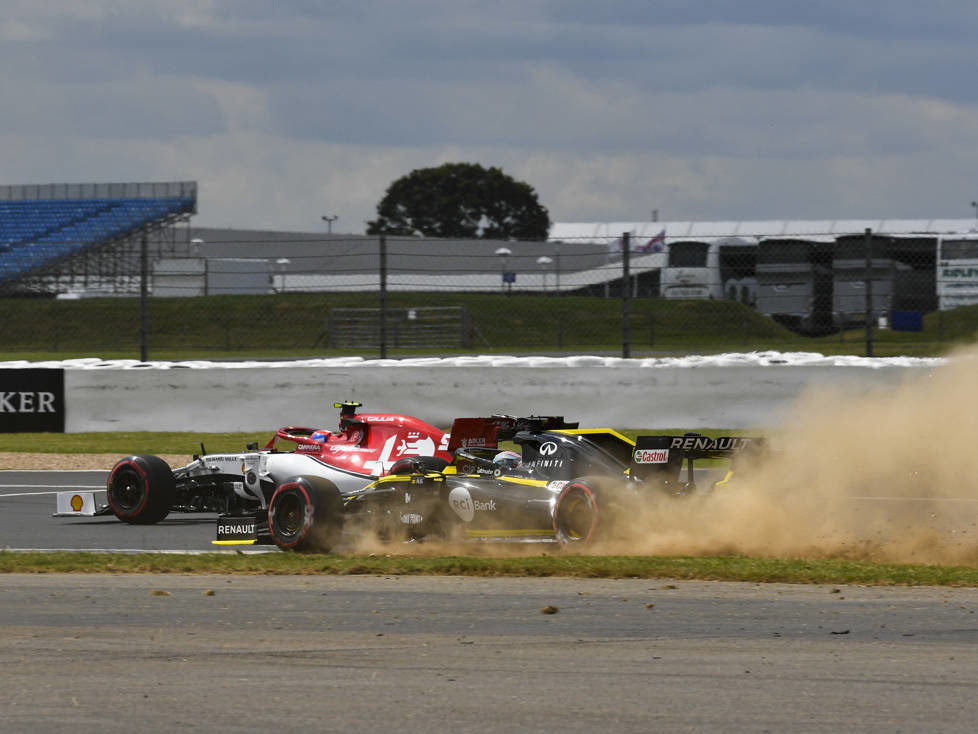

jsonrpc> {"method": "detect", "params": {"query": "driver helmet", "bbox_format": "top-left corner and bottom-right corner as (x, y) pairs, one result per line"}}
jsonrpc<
(492, 450), (522, 470)
(310, 431), (329, 442)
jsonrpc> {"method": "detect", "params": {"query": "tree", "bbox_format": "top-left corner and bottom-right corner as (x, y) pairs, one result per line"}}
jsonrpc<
(366, 163), (550, 240)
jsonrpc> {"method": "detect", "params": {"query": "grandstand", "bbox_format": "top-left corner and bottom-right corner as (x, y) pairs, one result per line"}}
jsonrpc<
(0, 181), (196, 296)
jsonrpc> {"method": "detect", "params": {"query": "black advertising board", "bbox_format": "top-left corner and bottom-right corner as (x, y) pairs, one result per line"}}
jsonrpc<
(0, 369), (66, 433)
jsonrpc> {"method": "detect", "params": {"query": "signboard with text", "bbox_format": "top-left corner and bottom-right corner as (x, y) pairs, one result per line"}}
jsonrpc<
(0, 369), (65, 432)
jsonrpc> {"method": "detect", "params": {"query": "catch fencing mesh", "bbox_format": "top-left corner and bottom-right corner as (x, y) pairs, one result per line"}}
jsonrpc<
(1, 228), (975, 359)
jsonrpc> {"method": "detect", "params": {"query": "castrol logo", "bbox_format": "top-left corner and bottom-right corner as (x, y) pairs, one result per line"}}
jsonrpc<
(634, 448), (669, 464)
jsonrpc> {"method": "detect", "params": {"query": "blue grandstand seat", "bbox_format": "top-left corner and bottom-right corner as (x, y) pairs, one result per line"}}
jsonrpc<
(0, 194), (194, 283)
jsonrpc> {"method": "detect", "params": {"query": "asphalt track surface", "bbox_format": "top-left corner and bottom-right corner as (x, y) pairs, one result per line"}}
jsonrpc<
(1, 469), (223, 552)
(4, 472), (978, 732)
(4, 574), (978, 733)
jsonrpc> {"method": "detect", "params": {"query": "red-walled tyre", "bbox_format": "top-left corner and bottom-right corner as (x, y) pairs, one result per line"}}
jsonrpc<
(553, 479), (601, 546)
(267, 476), (343, 552)
(106, 455), (175, 524)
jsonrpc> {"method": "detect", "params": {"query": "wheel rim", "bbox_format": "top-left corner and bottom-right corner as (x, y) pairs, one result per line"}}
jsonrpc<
(557, 488), (595, 542)
(278, 494), (303, 536)
(271, 489), (310, 543)
(111, 469), (145, 512)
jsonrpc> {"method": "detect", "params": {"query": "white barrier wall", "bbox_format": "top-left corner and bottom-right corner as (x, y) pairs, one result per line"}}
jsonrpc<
(59, 354), (939, 431)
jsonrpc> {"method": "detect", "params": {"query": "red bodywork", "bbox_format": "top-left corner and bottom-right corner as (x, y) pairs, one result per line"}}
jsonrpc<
(263, 403), (452, 477)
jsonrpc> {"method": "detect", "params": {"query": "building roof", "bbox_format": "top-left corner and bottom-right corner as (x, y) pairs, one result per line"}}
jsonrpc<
(549, 219), (978, 243)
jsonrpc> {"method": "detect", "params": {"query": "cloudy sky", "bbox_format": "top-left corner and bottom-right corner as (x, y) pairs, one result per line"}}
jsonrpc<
(3, 1), (977, 233)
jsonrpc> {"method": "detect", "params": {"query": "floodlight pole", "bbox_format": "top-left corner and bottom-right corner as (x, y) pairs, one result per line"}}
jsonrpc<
(139, 232), (149, 362)
(622, 232), (631, 358)
(379, 235), (387, 359)
(864, 227), (874, 358)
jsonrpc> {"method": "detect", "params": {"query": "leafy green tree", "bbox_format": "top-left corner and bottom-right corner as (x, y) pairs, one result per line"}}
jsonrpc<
(367, 162), (550, 240)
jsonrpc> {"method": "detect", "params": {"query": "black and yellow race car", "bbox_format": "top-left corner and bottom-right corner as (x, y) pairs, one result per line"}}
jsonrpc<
(215, 414), (763, 552)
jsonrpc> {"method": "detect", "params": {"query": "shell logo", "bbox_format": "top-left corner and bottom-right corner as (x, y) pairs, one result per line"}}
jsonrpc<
(70, 494), (84, 512)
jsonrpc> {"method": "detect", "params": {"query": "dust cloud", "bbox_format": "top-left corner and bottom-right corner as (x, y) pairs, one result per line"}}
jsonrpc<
(349, 345), (978, 564)
(603, 344), (978, 564)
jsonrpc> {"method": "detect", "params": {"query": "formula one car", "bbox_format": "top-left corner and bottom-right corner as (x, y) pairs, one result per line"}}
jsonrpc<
(215, 416), (763, 552)
(54, 401), (456, 524)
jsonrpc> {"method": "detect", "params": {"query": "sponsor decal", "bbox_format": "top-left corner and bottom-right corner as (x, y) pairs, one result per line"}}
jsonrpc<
(668, 436), (751, 451)
(634, 448), (669, 464)
(400, 513), (423, 525)
(942, 267), (978, 279)
(363, 435), (398, 476)
(525, 459), (563, 470)
(396, 435), (435, 457)
(449, 487), (474, 522)
(473, 499), (496, 512)
(361, 415), (396, 422)
(539, 442), (559, 456)
(546, 481), (569, 492)
(216, 521), (256, 539)
(297, 444), (321, 452)
(461, 437), (487, 448)
(55, 491), (97, 517)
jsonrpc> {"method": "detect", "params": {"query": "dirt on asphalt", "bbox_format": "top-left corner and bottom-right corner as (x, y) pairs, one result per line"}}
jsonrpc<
(0, 454), (193, 471)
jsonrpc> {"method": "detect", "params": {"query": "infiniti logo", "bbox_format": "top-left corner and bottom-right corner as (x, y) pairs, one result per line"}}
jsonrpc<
(539, 442), (558, 456)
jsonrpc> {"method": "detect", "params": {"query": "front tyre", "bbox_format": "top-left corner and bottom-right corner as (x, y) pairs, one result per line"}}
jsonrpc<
(553, 479), (601, 546)
(106, 455), (176, 524)
(267, 476), (343, 552)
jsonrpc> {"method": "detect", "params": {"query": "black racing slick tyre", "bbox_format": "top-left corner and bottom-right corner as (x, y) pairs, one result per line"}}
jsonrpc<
(267, 476), (343, 552)
(553, 479), (602, 546)
(106, 455), (176, 524)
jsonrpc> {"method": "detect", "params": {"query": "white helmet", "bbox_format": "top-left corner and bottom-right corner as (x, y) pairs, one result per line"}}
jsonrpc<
(492, 450), (521, 469)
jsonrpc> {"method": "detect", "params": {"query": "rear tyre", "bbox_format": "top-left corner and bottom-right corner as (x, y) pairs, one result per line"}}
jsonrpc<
(267, 476), (343, 552)
(553, 479), (601, 546)
(106, 455), (175, 524)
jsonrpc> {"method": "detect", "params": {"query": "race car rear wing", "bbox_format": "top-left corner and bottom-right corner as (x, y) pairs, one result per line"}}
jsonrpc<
(447, 415), (578, 453)
(630, 434), (766, 488)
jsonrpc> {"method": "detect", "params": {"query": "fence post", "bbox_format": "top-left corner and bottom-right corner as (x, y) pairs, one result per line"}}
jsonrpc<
(139, 232), (148, 361)
(864, 227), (873, 358)
(379, 235), (388, 359)
(622, 231), (631, 358)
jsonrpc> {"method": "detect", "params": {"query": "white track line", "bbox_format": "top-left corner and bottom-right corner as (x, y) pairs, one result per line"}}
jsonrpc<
(0, 488), (104, 496)
(0, 470), (107, 473)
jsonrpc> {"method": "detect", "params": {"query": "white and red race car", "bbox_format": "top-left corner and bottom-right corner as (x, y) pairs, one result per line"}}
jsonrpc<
(56, 401), (454, 528)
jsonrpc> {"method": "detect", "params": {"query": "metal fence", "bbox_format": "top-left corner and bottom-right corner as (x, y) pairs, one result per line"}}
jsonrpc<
(2, 226), (977, 360)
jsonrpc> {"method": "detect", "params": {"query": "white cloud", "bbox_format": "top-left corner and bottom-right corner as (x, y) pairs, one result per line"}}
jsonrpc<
(2, 0), (978, 230)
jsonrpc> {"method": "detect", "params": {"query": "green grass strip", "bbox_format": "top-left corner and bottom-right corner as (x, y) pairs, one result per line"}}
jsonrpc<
(3, 551), (977, 586)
